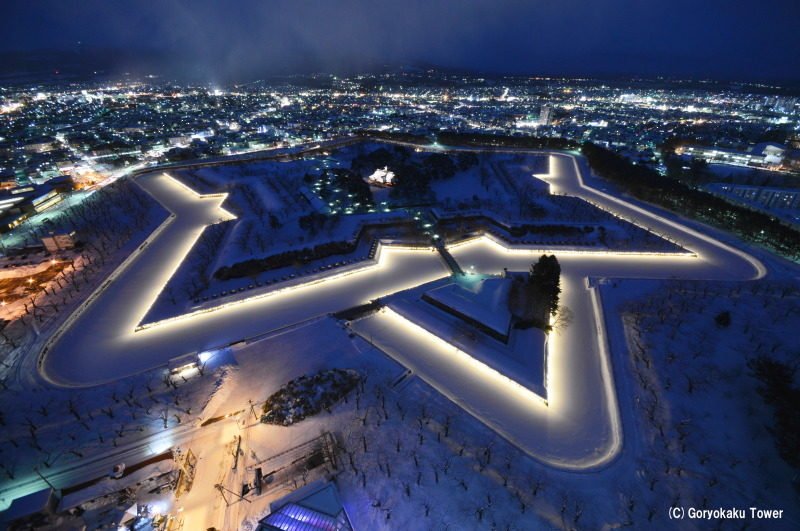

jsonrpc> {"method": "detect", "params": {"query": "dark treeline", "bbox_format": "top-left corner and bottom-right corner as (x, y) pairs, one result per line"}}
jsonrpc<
(580, 143), (800, 261)
(436, 132), (578, 150)
(356, 130), (430, 144)
(748, 356), (800, 469)
(214, 239), (358, 281)
(214, 219), (419, 281)
(508, 254), (561, 331)
(357, 130), (579, 151)
(359, 131), (799, 258)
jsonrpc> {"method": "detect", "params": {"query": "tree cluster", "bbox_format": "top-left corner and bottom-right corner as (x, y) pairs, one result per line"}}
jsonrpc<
(581, 142), (800, 261)
(261, 369), (361, 426)
(748, 356), (800, 469)
(350, 147), (403, 176)
(325, 168), (374, 208)
(389, 152), (472, 203)
(214, 239), (357, 280)
(508, 254), (561, 331)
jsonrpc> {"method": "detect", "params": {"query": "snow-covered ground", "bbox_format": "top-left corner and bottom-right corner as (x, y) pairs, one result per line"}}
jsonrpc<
(599, 277), (800, 529)
(384, 276), (548, 397)
(424, 276), (512, 337)
(30, 148), (761, 478)
(146, 143), (679, 322)
(39, 173), (447, 385)
(3, 139), (798, 529)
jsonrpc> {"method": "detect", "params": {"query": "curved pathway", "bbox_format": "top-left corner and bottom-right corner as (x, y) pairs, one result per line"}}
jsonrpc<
(38, 150), (764, 470)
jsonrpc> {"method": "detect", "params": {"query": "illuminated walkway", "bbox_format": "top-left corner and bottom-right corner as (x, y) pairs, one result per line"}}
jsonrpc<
(353, 240), (707, 470)
(39, 173), (448, 386)
(38, 151), (764, 469)
(348, 153), (764, 469)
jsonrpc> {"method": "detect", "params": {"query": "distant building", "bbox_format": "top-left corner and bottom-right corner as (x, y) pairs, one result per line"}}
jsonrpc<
(0, 176), (75, 233)
(539, 104), (554, 126)
(784, 150), (800, 171)
(23, 136), (58, 154)
(514, 105), (554, 129)
(707, 183), (800, 210)
(1, 488), (60, 530)
(0, 169), (16, 190)
(365, 166), (395, 186)
(678, 142), (787, 170)
(42, 232), (77, 253)
(169, 135), (192, 147)
(705, 183), (800, 227)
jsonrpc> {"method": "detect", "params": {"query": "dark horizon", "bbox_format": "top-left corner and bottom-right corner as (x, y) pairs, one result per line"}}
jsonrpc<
(2, 0), (800, 86)
(3, 48), (800, 91)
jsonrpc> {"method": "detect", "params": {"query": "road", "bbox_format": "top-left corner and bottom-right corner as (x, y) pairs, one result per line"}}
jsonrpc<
(0, 411), (236, 511)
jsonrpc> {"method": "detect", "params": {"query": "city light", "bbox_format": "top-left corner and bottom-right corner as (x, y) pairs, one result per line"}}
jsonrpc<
(0, 51), (795, 530)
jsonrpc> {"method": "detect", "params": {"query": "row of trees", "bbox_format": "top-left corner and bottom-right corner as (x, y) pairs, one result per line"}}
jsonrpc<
(357, 130), (579, 151)
(214, 239), (358, 280)
(748, 356), (800, 468)
(436, 131), (579, 150)
(335, 373), (586, 529)
(581, 142), (800, 260)
(356, 132), (798, 261)
(0, 358), (222, 484)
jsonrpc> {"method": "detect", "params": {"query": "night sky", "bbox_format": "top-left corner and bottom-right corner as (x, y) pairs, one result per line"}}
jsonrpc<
(2, 0), (799, 82)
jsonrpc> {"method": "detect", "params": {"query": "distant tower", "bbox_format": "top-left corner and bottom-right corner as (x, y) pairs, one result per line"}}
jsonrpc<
(538, 104), (554, 126)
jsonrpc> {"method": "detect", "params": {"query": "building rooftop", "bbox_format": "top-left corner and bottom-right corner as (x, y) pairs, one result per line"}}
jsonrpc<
(258, 482), (353, 531)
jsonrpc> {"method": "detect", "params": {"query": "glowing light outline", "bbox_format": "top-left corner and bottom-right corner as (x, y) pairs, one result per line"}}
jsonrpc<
(34, 148), (766, 472)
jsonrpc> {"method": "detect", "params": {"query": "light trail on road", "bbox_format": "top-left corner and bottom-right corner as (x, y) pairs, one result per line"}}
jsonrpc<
(36, 146), (764, 473)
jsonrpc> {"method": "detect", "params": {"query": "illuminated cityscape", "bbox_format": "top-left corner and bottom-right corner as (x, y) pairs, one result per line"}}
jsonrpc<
(0, 2), (799, 530)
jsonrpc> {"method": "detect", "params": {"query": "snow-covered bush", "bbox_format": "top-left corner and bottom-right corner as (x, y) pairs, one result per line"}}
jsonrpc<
(261, 368), (361, 426)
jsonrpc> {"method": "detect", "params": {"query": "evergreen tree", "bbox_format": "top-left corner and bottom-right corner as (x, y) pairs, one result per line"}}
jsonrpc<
(529, 254), (561, 317)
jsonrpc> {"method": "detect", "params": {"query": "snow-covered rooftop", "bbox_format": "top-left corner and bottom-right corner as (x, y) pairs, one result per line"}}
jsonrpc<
(365, 166), (395, 186)
(260, 481), (352, 531)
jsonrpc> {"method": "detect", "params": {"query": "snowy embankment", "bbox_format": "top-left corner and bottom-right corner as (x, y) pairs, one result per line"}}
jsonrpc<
(180, 318), (608, 530)
(424, 276), (512, 337)
(0, 179), (171, 396)
(40, 171), (448, 385)
(142, 212), (409, 325)
(143, 143), (685, 324)
(385, 276), (548, 398)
